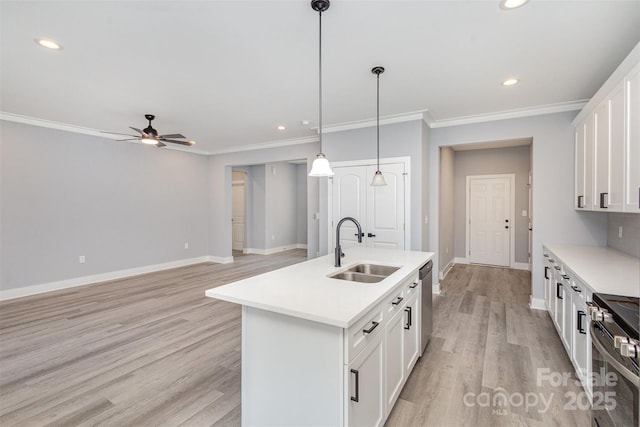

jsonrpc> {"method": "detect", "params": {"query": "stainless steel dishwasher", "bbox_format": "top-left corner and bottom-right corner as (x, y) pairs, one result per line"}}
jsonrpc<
(420, 260), (433, 355)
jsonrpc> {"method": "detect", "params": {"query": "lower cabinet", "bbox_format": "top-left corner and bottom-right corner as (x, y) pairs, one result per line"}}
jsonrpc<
(403, 291), (420, 374)
(348, 332), (385, 427)
(384, 304), (406, 413)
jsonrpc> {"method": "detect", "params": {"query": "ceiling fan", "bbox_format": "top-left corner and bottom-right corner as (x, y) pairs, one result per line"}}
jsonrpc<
(102, 114), (195, 148)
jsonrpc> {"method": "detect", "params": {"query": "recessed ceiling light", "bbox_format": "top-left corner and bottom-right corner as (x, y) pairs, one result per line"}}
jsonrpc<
(277, 125), (286, 131)
(502, 78), (519, 86)
(499, 0), (529, 10)
(35, 38), (63, 50)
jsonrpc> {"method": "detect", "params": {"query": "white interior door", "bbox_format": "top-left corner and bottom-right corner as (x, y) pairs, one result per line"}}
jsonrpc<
(468, 176), (511, 267)
(232, 182), (246, 251)
(331, 162), (406, 251)
(366, 163), (405, 249)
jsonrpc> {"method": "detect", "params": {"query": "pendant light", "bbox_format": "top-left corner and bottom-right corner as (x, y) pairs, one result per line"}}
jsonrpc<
(370, 66), (387, 186)
(308, 0), (334, 177)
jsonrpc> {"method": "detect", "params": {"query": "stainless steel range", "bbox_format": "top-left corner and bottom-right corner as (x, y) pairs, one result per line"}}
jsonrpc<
(589, 293), (639, 427)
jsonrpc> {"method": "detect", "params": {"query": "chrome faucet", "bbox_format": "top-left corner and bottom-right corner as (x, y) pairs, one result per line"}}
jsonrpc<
(335, 217), (363, 267)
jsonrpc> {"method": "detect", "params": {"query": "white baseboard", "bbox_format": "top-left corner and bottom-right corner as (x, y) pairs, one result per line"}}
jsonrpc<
(0, 256), (212, 301)
(529, 296), (546, 311)
(512, 262), (530, 271)
(208, 255), (234, 264)
(243, 245), (303, 255)
(432, 282), (441, 294)
(439, 260), (454, 280)
(454, 257), (469, 264)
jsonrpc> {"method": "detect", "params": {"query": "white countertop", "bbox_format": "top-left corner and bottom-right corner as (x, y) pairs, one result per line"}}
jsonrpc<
(544, 244), (639, 297)
(205, 247), (433, 328)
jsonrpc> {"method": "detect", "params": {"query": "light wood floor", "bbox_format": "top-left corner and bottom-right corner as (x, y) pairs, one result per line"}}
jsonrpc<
(1, 254), (591, 426)
(386, 264), (591, 427)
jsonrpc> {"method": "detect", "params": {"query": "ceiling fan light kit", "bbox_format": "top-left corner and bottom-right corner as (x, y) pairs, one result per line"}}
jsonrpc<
(102, 114), (194, 148)
(370, 66), (387, 187)
(308, 0), (334, 178)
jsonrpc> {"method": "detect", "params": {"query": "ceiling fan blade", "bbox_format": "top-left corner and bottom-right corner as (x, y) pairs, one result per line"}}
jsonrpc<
(159, 133), (186, 139)
(160, 138), (194, 146)
(101, 131), (138, 137)
(129, 127), (145, 135)
(116, 138), (140, 141)
(156, 142), (167, 148)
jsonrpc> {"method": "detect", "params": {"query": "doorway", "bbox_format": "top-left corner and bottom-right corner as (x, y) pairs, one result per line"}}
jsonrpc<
(466, 174), (515, 267)
(231, 171), (246, 251)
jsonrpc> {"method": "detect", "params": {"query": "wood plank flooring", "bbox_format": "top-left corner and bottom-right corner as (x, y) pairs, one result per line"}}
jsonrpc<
(1, 255), (591, 426)
(386, 264), (591, 427)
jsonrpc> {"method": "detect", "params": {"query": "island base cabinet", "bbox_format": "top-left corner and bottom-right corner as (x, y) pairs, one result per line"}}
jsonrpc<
(346, 332), (385, 427)
(403, 291), (420, 374)
(241, 306), (343, 427)
(384, 306), (405, 413)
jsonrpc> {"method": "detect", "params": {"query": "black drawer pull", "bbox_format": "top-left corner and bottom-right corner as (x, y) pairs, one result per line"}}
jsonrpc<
(409, 282), (419, 289)
(556, 282), (563, 299)
(571, 285), (582, 293)
(391, 296), (404, 306)
(544, 267), (550, 280)
(554, 266), (561, 271)
(350, 369), (359, 402)
(362, 321), (379, 334)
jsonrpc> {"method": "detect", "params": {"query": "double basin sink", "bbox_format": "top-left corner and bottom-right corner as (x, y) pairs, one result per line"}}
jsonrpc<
(328, 263), (400, 283)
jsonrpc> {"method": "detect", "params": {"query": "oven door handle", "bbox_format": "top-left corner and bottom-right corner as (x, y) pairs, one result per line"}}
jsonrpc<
(591, 323), (640, 387)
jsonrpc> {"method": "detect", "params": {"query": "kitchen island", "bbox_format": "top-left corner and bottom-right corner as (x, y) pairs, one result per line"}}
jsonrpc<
(206, 247), (433, 427)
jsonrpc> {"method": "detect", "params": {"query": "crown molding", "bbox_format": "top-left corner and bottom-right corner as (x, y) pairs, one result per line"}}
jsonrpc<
(0, 112), (211, 155)
(208, 135), (318, 155)
(428, 100), (588, 128)
(318, 111), (427, 134)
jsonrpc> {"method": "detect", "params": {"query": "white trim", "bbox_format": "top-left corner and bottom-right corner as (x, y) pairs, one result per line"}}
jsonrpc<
(439, 259), (454, 280)
(327, 157), (411, 252)
(209, 135), (318, 155)
(319, 112), (426, 134)
(0, 256), (213, 301)
(529, 297), (546, 311)
(0, 112), (210, 155)
(243, 245), (301, 255)
(296, 244), (308, 250)
(512, 262), (530, 271)
(429, 100), (587, 129)
(208, 255), (234, 264)
(465, 174), (516, 268)
(432, 282), (441, 295)
(454, 257), (470, 264)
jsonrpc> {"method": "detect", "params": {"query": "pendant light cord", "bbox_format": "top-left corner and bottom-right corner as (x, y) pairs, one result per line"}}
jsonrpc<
(318, 10), (323, 154)
(376, 71), (380, 171)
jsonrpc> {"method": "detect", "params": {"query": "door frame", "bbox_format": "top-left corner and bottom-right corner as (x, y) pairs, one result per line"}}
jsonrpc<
(231, 174), (247, 251)
(327, 156), (411, 252)
(465, 174), (515, 268)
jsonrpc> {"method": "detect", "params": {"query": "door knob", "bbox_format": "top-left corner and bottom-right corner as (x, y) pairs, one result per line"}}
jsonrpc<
(367, 233), (376, 237)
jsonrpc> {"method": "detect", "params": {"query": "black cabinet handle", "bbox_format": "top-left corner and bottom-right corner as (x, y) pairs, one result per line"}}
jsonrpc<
(367, 232), (376, 238)
(577, 311), (586, 334)
(409, 282), (419, 289)
(571, 285), (582, 293)
(404, 306), (412, 330)
(362, 321), (379, 334)
(543, 254), (549, 258)
(599, 193), (608, 209)
(562, 274), (570, 280)
(350, 369), (359, 402)
(391, 296), (404, 306)
(556, 282), (563, 299)
(554, 266), (561, 271)
(577, 195), (584, 208)
(544, 266), (550, 280)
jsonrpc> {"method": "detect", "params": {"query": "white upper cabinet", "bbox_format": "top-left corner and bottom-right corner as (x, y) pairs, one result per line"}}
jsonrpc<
(573, 43), (640, 214)
(624, 64), (640, 213)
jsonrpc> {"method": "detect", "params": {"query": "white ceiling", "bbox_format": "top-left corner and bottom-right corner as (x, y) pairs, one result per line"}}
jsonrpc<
(2, 1), (639, 154)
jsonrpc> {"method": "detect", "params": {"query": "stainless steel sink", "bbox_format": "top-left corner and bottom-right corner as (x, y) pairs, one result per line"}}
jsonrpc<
(328, 271), (385, 283)
(346, 264), (400, 276)
(328, 263), (400, 283)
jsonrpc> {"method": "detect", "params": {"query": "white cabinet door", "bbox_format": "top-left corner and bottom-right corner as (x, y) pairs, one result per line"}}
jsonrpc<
(584, 114), (596, 210)
(624, 64), (640, 213)
(347, 332), (385, 427)
(608, 82), (626, 211)
(384, 305), (405, 414)
(403, 292), (420, 375)
(594, 101), (610, 211)
(543, 254), (553, 312)
(575, 124), (586, 209)
(562, 276), (573, 353)
(552, 266), (563, 333)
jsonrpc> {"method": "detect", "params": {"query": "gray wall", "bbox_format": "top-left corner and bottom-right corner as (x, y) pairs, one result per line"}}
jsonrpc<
(421, 121), (430, 253)
(296, 164), (308, 245)
(208, 143), (320, 259)
(1, 121), (209, 291)
(264, 162), (297, 249)
(607, 213), (640, 258)
(429, 111), (608, 302)
(453, 145), (531, 263)
(439, 146), (455, 272)
(322, 120), (427, 253)
(251, 165), (267, 250)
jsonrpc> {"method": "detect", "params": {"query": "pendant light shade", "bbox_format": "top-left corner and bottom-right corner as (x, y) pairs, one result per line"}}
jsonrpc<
(308, 0), (334, 177)
(370, 66), (387, 187)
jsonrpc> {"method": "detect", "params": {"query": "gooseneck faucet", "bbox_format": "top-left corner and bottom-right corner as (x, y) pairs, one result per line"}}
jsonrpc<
(335, 217), (363, 267)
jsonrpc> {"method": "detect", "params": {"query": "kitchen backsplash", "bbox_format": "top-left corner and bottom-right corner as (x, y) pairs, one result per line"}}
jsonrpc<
(607, 213), (640, 258)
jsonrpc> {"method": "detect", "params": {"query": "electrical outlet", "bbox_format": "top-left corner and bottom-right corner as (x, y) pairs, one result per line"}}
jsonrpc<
(79, 255), (85, 264)
(445, 247), (449, 254)
(424, 216), (429, 224)
(184, 242), (189, 249)
(618, 226), (623, 239)
(522, 210), (527, 217)
(272, 235), (275, 240)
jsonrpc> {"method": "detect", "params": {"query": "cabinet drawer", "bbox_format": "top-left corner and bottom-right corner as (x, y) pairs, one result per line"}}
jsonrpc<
(384, 286), (405, 317)
(345, 306), (385, 363)
(404, 273), (420, 299)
